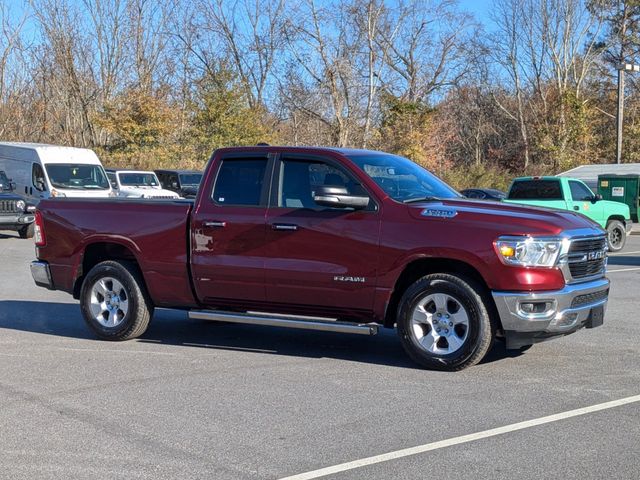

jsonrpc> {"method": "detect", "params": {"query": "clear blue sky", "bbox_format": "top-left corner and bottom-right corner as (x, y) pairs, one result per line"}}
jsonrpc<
(460, 0), (492, 24)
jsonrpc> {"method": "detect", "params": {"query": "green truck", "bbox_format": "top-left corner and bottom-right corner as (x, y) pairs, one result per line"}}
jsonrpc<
(504, 176), (632, 251)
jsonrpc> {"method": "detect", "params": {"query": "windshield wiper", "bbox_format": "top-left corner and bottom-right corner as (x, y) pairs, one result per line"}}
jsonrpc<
(403, 196), (440, 204)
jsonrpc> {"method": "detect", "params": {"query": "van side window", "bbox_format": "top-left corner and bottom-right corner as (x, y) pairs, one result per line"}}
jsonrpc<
(32, 164), (46, 191)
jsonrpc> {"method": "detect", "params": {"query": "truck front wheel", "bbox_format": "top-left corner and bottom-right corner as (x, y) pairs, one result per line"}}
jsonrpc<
(80, 260), (153, 340)
(396, 274), (495, 371)
(606, 220), (626, 252)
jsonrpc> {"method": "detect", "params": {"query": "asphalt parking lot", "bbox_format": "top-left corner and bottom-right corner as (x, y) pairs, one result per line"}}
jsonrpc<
(1, 231), (639, 479)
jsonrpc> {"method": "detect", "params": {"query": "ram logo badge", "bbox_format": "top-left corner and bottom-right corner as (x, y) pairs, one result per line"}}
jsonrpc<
(334, 276), (366, 283)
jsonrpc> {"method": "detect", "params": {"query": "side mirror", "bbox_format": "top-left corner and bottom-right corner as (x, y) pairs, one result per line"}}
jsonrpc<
(592, 193), (602, 203)
(9, 181), (16, 191)
(36, 179), (46, 191)
(313, 185), (369, 209)
(171, 181), (179, 189)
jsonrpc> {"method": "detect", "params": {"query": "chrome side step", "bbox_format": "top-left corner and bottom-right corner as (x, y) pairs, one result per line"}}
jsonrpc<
(188, 310), (378, 335)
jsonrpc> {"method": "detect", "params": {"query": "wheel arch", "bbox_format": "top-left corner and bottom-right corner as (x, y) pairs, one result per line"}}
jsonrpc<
(73, 242), (143, 299)
(606, 214), (626, 225)
(383, 258), (500, 330)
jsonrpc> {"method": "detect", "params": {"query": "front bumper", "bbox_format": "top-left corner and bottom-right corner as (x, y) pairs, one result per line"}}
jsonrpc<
(492, 277), (609, 349)
(0, 213), (35, 228)
(30, 261), (54, 290)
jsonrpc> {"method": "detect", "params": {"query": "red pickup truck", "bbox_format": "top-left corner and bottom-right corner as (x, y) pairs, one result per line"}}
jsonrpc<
(30, 147), (610, 370)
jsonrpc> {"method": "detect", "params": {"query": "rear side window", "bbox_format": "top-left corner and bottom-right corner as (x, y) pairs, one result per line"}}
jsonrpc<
(212, 158), (268, 206)
(569, 180), (593, 201)
(508, 180), (562, 200)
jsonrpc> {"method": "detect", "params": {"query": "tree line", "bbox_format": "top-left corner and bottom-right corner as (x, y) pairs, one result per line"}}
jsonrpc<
(1, 0), (639, 189)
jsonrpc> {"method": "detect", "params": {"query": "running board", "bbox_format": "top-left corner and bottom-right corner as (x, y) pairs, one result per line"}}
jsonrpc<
(188, 310), (378, 336)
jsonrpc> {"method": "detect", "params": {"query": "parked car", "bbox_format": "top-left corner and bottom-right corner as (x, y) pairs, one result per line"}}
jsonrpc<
(155, 169), (203, 199)
(0, 142), (113, 204)
(0, 173), (36, 238)
(105, 169), (181, 199)
(504, 176), (632, 251)
(31, 147), (609, 371)
(460, 188), (506, 201)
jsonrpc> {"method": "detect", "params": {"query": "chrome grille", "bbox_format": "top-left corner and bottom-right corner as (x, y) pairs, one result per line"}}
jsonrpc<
(0, 199), (19, 213)
(567, 236), (607, 280)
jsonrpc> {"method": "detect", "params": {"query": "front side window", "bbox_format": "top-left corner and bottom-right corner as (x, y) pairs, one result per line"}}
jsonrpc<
(212, 158), (268, 206)
(347, 153), (460, 203)
(32, 163), (47, 191)
(279, 159), (369, 209)
(118, 173), (160, 187)
(45, 164), (110, 190)
(569, 181), (594, 201)
(508, 180), (563, 200)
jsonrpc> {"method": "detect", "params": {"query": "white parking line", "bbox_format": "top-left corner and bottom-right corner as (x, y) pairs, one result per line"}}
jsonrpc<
(278, 394), (640, 480)
(607, 267), (640, 273)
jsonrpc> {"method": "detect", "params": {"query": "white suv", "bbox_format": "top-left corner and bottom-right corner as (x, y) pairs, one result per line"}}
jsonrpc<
(106, 170), (181, 199)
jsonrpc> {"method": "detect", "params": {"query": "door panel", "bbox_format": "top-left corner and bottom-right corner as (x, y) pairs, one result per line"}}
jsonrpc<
(191, 156), (271, 305)
(567, 180), (603, 225)
(264, 157), (380, 315)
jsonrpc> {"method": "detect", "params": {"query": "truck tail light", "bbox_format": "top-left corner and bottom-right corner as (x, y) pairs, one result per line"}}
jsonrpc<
(34, 210), (46, 246)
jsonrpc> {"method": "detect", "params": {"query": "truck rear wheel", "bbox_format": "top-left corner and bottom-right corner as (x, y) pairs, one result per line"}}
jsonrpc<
(396, 273), (495, 371)
(80, 260), (153, 340)
(606, 220), (626, 252)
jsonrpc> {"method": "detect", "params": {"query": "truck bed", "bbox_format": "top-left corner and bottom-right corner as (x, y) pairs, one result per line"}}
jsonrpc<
(36, 198), (198, 307)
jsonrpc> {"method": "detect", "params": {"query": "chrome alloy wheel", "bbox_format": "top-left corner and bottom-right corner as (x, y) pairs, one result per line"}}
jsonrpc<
(89, 277), (129, 328)
(410, 293), (470, 355)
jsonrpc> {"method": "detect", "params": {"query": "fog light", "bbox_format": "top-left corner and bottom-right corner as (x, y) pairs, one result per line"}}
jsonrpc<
(520, 302), (551, 314)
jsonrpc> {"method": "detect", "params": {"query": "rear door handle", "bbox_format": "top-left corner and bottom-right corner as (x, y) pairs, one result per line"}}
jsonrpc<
(203, 221), (227, 228)
(272, 223), (298, 231)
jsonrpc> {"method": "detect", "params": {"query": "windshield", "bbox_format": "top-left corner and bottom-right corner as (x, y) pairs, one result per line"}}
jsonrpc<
(179, 173), (202, 186)
(119, 172), (160, 187)
(347, 153), (460, 202)
(45, 164), (110, 190)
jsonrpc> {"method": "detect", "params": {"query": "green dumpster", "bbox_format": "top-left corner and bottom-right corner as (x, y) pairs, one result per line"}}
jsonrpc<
(598, 174), (639, 222)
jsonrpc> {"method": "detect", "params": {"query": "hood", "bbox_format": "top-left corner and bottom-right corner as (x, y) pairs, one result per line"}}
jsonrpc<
(407, 198), (603, 237)
(120, 186), (179, 198)
(56, 188), (112, 198)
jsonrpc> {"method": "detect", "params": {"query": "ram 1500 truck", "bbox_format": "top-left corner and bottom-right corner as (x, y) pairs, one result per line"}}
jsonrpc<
(504, 176), (632, 252)
(30, 147), (610, 370)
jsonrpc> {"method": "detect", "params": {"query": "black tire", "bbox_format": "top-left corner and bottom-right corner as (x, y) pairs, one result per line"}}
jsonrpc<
(18, 223), (34, 239)
(79, 260), (153, 340)
(606, 220), (626, 252)
(396, 273), (495, 371)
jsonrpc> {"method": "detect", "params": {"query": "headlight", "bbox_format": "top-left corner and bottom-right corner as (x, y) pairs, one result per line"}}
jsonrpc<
(495, 236), (564, 267)
(16, 200), (25, 211)
(51, 188), (66, 198)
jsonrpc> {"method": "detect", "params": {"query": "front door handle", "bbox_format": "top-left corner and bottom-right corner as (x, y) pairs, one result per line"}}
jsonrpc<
(573, 206), (579, 211)
(272, 223), (298, 231)
(203, 221), (227, 228)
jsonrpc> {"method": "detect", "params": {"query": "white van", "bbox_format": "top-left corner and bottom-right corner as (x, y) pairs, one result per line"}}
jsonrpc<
(0, 142), (113, 203)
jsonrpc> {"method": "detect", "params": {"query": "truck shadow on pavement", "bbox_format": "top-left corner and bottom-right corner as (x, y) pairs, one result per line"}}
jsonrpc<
(0, 301), (524, 369)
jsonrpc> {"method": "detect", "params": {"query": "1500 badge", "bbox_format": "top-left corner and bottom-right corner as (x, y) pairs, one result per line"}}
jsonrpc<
(334, 276), (366, 283)
(421, 207), (458, 218)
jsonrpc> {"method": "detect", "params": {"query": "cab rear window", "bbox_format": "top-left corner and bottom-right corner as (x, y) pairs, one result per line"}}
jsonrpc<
(508, 180), (562, 200)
